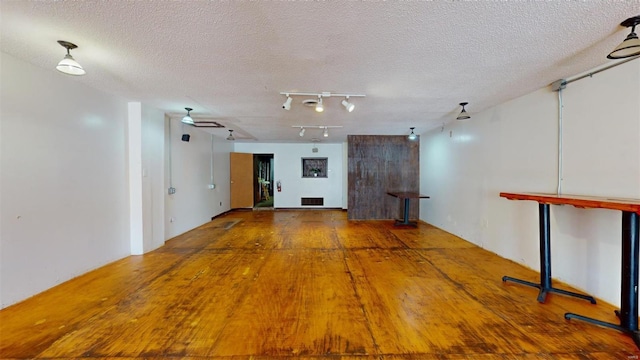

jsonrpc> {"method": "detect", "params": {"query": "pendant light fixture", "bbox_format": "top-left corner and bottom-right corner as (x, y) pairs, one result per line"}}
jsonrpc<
(608, 16), (640, 59)
(226, 130), (235, 141)
(457, 102), (470, 120)
(408, 127), (418, 140)
(56, 40), (86, 76)
(181, 107), (194, 124)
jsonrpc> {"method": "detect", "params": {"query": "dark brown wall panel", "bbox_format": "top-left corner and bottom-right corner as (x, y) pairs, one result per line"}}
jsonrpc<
(347, 135), (420, 220)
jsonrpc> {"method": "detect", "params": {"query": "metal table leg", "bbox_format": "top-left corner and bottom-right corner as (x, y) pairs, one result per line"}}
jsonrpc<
(503, 203), (596, 304)
(395, 198), (415, 226)
(565, 211), (640, 348)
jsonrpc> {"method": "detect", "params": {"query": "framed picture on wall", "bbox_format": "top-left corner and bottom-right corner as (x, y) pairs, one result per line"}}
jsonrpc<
(302, 157), (328, 178)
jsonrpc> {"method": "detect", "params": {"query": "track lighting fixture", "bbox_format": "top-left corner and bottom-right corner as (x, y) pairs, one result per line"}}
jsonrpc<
(292, 125), (341, 139)
(226, 129), (235, 141)
(280, 92), (365, 112)
(56, 40), (86, 76)
(282, 95), (292, 110)
(608, 16), (640, 59)
(315, 97), (324, 113)
(457, 102), (471, 120)
(341, 97), (355, 112)
(408, 127), (417, 141)
(182, 107), (194, 125)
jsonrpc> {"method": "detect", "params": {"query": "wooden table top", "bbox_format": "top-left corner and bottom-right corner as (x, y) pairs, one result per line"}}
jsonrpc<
(500, 192), (640, 214)
(387, 192), (430, 199)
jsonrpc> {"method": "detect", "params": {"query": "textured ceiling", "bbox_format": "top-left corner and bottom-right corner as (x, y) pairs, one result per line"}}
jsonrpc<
(1, 1), (637, 143)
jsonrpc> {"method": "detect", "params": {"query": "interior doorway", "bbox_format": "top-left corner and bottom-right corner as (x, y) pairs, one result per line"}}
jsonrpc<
(254, 154), (274, 208)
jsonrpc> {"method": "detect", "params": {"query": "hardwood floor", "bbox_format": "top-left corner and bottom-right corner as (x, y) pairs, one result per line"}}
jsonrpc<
(1, 209), (639, 359)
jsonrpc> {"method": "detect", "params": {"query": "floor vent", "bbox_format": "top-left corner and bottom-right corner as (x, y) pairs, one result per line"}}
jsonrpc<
(301, 197), (324, 206)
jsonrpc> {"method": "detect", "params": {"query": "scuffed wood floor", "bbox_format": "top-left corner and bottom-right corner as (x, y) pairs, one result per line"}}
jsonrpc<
(1, 210), (639, 359)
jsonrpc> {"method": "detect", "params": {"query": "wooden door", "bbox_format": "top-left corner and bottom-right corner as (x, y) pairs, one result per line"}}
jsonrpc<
(230, 152), (254, 209)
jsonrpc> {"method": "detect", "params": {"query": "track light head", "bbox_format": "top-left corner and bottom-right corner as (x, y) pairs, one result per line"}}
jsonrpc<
(226, 129), (235, 141)
(182, 107), (194, 125)
(282, 95), (292, 110)
(457, 102), (470, 120)
(315, 97), (324, 113)
(56, 40), (85, 76)
(341, 97), (355, 112)
(408, 127), (418, 140)
(608, 16), (640, 59)
(299, 128), (305, 137)
(323, 127), (329, 137)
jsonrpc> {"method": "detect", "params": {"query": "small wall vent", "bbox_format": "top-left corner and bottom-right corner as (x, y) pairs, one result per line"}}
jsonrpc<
(301, 197), (324, 206)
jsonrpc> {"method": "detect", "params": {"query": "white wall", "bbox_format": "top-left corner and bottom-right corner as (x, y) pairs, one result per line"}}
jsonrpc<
(420, 60), (640, 306)
(0, 52), (131, 307)
(141, 104), (165, 252)
(233, 142), (344, 208)
(164, 121), (233, 239)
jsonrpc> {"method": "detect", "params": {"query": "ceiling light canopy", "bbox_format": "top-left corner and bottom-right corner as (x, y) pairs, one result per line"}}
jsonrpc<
(56, 40), (85, 76)
(226, 129), (235, 141)
(280, 91), (365, 112)
(608, 16), (640, 59)
(457, 102), (470, 120)
(408, 127), (417, 140)
(182, 107), (194, 125)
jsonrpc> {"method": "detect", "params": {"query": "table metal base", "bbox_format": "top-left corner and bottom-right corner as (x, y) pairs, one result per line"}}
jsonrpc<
(564, 312), (640, 348)
(502, 276), (596, 304)
(564, 211), (639, 348)
(394, 198), (417, 226)
(502, 203), (596, 304)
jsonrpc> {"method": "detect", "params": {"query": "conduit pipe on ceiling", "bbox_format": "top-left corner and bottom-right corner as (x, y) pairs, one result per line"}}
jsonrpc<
(551, 55), (640, 195)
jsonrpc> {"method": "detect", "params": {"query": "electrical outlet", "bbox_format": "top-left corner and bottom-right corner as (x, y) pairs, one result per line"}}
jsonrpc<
(208, 184), (215, 189)
(168, 187), (176, 195)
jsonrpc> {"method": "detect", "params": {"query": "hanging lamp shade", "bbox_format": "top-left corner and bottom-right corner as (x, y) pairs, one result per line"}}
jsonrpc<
(56, 41), (85, 76)
(408, 127), (417, 140)
(457, 102), (470, 120)
(182, 107), (194, 124)
(608, 16), (640, 59)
